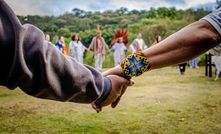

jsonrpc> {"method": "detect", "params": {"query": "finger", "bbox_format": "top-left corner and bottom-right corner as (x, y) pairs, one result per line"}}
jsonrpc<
(111, 85), (127, 108)
(129, 79), (135, 86)
(120, 77), (134, 87)
(91, 102), (102, 113)
(111, 97), (121, 108)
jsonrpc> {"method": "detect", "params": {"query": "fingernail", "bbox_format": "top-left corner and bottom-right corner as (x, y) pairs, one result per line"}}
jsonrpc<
(130, 79), (134, 85)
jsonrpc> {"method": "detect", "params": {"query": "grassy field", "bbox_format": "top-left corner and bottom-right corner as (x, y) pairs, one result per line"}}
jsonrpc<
(0, 66), (221, 134)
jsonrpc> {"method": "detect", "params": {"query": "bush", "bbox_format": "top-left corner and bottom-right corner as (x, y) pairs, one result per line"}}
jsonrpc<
(83, 51), (94, 66)
(83, 52), (115, 68)
(57, 28), (71, 38)
(103, 53), (114, 68)
(199, 53), (206, 65)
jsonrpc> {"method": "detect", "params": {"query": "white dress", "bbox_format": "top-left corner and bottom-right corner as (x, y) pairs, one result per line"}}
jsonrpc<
(69, 41), (86, 64)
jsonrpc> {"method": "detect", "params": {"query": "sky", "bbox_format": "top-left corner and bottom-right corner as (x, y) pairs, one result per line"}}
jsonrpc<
(5, 0), (217, 16)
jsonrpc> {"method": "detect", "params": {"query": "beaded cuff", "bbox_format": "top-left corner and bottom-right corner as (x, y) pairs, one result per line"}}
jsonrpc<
(119, 50), (151, 77)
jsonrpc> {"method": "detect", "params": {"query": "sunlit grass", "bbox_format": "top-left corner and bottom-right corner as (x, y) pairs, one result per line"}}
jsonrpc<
(0, 66), (221, 133)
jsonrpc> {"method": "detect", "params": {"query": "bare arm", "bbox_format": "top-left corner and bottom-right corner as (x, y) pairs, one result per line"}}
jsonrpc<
(102, 38), (110, 52)
(102, 20), (221, 77)
(145, 20), (221, 69)
(88, 37), (95, 50)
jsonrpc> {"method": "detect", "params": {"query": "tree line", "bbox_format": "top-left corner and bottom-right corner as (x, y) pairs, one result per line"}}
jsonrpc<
(17, 6), (213, 48)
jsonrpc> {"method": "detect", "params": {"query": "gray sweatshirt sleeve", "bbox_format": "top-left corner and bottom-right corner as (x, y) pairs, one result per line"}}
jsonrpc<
(0, 0), (111, 104)
(201, 5), (221, 36)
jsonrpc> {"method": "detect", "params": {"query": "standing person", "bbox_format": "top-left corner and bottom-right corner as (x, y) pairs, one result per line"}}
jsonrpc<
(69, 34), (87, 64)
(45, 34), (52, 43)
(189, 57), (199, 68)
(178, 63), (187, 75)
(54, 36), (69, 55)
(54, 36), (64, 53)
(110, 37), (127, 66)
(0, 0), (134, 113)
(88, 31), (110, 71)
(45, 34), (53, 45)
(129, 33), (147, 54)
(151, 35), (162, 47)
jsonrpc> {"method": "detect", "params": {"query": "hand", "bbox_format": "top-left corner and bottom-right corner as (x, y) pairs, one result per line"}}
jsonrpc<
(91, 75), (134, 113)
(102, 65), (126, 77)
(86, 48), (90, 52)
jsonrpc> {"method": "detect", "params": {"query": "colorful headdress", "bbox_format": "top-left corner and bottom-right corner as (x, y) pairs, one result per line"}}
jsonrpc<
(110, 28), (129, 47)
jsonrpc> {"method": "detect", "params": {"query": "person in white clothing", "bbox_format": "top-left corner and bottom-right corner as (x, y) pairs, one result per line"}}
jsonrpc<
(69, 34), (87, 64)
(129, 33), (147, 53)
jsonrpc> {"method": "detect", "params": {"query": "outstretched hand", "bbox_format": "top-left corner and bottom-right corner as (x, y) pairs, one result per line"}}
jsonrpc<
(91, 75), (134, 113)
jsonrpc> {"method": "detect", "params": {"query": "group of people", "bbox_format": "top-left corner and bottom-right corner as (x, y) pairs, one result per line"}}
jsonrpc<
(45, 30), (151, 72)
(48, 28), (200, 76)
(1, 0), (221, 113)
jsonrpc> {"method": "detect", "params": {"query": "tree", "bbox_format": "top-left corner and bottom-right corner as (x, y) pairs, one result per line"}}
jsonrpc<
(168, 7), (178, 20)
(72, 8), (86, 17)
(129, 9), (140, 15)
(157, 7), (169, 19)
(194, 8), (211, 21)
(116, 7), (128, 15)
(147, 7), (158, 18)
(54, 19), (67, 28)
(57, 28), (71, 38)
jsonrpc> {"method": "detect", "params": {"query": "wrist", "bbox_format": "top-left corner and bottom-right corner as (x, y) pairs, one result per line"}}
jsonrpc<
(94, 77), (112, 105)
(119, 50), (151, 77)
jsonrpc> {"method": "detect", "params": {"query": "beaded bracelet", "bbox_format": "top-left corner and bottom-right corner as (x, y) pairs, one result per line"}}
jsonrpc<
(119, 50), (151, 77)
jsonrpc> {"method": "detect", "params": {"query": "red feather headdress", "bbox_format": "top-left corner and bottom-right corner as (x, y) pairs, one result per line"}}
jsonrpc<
(110, 28), (129, 47)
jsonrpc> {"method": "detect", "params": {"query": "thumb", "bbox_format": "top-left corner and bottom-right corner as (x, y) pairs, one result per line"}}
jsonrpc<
(120, 78), (134, 87)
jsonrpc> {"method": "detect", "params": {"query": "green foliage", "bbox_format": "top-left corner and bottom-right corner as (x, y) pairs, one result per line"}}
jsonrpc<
(103, 53), (114, 68)
(83, 49), (115, 68)
(101, 27), (114, 46)
(79, 29), (97, 47)
(199, 54), (206, 63)
(83, 51), (94, 66)
(128, 23), (142, 34)
(141, 24), (167, 46)
(57, 28), (71, 38)
(128, 18), (195, 47)
(16, 7), (212, 66)
(128, 33), (137, 44)
(0, 93), (12, 97)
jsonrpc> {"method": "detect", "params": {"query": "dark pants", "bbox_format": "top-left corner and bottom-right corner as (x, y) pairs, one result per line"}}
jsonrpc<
(179, 63), (187, 75)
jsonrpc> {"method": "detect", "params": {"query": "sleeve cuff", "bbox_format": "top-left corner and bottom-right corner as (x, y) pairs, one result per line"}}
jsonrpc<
(94, 77), (112, 104)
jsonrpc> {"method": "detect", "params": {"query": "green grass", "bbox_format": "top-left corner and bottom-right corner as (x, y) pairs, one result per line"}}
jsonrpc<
(0, 67), (221, 134)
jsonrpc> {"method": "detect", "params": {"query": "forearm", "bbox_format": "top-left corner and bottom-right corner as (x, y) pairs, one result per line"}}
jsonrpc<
(144, 20), (221, 69)
(0, 0), (111, 104)
(88, 38), (95, 50)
